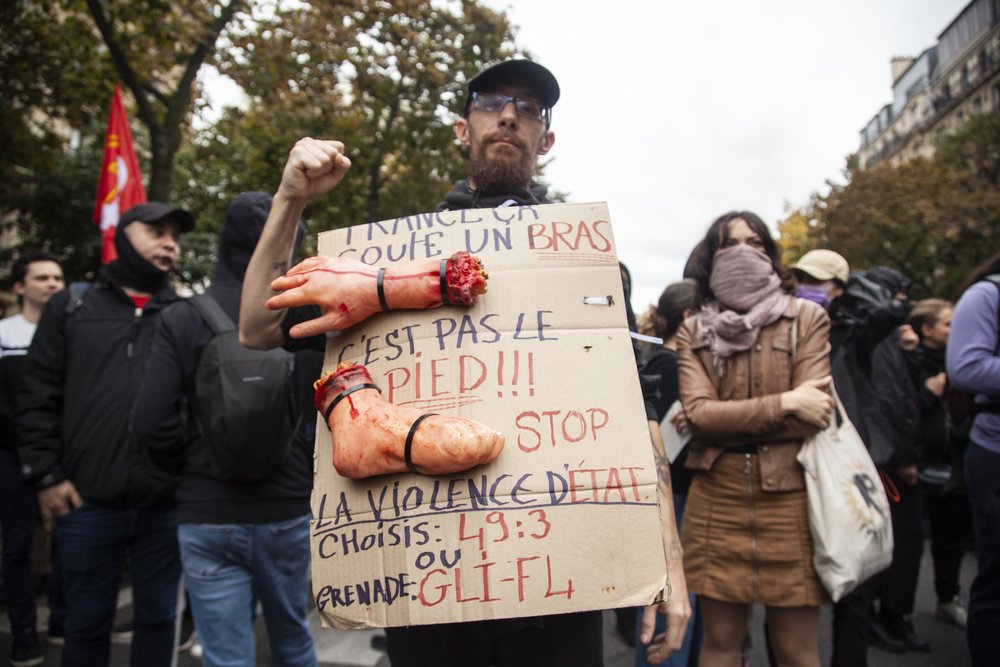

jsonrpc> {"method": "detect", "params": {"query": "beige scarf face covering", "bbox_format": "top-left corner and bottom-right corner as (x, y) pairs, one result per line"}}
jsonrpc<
(696, 244), (791, 367)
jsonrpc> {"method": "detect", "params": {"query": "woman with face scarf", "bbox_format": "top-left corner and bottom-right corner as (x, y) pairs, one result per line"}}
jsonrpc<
(676, 212), (834, 667)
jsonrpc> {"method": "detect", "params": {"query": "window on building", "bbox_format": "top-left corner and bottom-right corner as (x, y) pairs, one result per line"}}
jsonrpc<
(942, 82), (951, 101)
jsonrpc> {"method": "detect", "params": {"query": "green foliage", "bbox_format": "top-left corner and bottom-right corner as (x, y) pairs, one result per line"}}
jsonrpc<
(1, 1), (113, 279)
(5, 129), (105, 283)
(82, 0), (246, 200)
(937, 113), (1000, 185)
(174, 230), (218, 291)
(0, 1), (112, 130)
(172, 0), (522, 284)
(778, 114), (1000, 299)
(199, 0), (518, 239)
(5, 0), (524, 290)
(2, 0), (241, 285)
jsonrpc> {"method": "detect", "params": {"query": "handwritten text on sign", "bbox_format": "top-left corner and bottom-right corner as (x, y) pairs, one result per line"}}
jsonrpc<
(336, 208), (614, 264)
(312, 202), (666, 628)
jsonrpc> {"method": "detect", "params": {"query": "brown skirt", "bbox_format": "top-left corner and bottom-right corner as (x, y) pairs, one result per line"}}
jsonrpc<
(681, 451), (827, 607)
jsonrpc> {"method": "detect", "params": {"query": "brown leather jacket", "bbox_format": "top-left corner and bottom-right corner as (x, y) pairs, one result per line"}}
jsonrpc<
(677, 298), (831, 492)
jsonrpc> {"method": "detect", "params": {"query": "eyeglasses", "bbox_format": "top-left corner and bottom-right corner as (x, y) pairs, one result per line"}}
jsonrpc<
(470, 92), (551, 126)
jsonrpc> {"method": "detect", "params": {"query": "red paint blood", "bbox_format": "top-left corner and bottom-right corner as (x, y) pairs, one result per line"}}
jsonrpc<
(445, 251), (488, 306)
(313, 362), (374, 412)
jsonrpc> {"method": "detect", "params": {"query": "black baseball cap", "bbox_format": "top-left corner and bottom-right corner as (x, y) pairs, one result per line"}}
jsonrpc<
(119, 201), (195, 233)
(465, 59), (560, 113)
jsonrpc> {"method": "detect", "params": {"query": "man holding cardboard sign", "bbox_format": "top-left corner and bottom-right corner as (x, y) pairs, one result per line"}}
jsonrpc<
(241, 59), (688, 666)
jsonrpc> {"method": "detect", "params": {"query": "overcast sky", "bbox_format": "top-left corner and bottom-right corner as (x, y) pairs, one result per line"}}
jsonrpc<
(484, 0), (969, 313)
(199, 1), (969, 312)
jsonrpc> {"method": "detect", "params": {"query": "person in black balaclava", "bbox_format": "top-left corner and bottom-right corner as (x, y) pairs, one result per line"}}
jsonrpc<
(17, 201), (193, 667)
(105, 206), (181, 293)
(866, 266), (911, 301)
(132, 192), (320, 667)
(864, 264), (934, 655)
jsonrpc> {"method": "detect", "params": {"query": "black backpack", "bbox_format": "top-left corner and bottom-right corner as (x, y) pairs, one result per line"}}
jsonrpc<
(190, 294), (298, 481)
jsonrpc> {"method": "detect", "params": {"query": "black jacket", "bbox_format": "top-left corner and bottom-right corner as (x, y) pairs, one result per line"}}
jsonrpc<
(16, 272), (180, 506)
(905, 345), (950, 468)
(643, 347), (694, 494)
(870, 331), (919, 468)
(1, 316), (33, 453)
(438, 179), (550, 210)
(131, 194), (318, 525)
(131, 283), (318, 524)
(828, 276), (910, 465)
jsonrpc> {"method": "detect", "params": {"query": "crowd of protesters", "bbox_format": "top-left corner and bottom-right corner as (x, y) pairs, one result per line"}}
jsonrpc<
(632, 237), (994, 667)
(1, 55), (997, 667)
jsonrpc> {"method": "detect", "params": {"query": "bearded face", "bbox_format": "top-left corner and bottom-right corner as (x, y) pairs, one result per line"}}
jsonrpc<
(466, 128), (538, 194)
(455, 81), (555, 194)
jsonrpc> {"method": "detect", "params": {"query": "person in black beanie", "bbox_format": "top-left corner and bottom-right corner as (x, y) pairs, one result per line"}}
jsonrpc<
(17, 202), (193, 667)
(132, 192), (320, 666)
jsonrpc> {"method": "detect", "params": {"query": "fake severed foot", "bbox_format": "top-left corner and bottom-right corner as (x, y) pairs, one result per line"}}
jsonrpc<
(314, 362), (504, 479)
(267, 251), (488, 337)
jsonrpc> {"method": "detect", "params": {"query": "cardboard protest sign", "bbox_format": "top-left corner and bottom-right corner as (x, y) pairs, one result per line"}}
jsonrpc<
(311, 202), (667, 628)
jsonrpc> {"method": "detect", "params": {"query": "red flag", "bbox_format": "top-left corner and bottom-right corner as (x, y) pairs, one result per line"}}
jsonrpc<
(93, 86), (146, 264)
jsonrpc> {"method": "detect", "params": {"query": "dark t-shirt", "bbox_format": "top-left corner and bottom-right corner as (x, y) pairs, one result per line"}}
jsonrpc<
(644, 348), (694, 495)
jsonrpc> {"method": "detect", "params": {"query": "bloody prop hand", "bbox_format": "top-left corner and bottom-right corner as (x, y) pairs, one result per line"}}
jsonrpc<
(314, 362), (504, 479)
(266, 251), (488, 338)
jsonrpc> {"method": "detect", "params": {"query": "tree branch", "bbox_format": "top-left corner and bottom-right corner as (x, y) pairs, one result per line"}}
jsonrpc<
(84, 0), (160, 133)
(169, 0), (244, 122)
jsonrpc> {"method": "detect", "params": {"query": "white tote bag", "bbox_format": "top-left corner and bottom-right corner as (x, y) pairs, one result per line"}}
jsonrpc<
(796, 388), (894, 602)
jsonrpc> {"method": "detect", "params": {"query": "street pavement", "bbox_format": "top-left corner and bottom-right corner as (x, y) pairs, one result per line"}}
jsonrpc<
(0, 539), (974, 666)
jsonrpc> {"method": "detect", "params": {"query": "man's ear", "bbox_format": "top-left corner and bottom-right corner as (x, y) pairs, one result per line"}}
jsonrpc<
(920, 322), (933, 340)
(455, 118), (471, 147)
(537, 130), (555, 156)
(13, 282), (24, 298)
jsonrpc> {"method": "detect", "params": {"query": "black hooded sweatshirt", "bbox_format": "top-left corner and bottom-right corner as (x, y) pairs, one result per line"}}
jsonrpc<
(131, 192), (319, 524)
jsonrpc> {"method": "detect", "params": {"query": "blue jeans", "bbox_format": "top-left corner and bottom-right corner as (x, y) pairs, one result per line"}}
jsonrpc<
(55, 502), (180, 667)
(179, 515), (317, 667)
(965, 443), (1000, 667)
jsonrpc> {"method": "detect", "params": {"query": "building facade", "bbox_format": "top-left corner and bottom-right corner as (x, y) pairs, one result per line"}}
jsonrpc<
(857, 0), (1000, 169)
